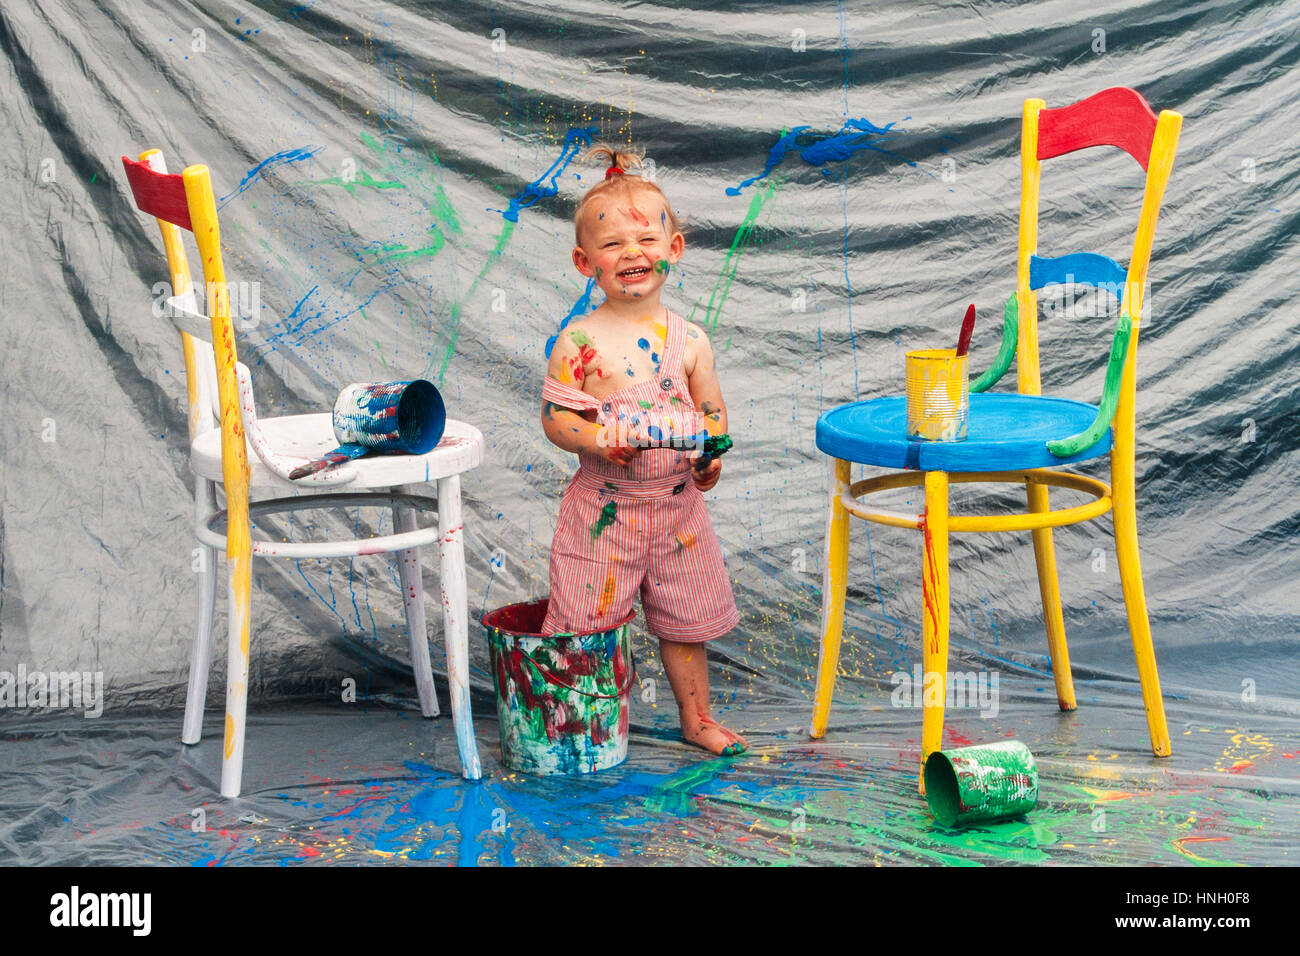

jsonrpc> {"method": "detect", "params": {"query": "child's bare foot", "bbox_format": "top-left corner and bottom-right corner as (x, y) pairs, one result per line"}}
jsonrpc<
(681, 712), (747, 757)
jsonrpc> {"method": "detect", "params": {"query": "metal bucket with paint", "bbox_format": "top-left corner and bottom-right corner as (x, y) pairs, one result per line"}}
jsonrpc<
(924, 740), (1039, 826)
(482, 599), (635, 775)
(333, 379), (446, 454)
(905, 348), (969, 441)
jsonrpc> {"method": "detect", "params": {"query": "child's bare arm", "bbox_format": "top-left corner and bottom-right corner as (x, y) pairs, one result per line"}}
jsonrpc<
(685, 323), (727, 490)
(541, 333), (640, 464)
(685, 323), (728, 436)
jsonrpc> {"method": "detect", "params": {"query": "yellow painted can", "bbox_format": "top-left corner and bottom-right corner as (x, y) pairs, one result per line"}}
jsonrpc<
(905, 348), (969, 441)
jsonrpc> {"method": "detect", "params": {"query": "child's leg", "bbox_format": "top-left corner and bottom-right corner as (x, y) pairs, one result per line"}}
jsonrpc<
(659, 637), (747, 756)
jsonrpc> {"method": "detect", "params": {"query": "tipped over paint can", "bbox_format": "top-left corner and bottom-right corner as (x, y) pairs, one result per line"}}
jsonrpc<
(333, 380), (446, 454)
(924, 740), (1039, 826)
(482, 599), (634, 775)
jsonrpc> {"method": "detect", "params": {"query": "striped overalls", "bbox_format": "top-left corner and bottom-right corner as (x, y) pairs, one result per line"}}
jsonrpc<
(540, 309), (740, 642)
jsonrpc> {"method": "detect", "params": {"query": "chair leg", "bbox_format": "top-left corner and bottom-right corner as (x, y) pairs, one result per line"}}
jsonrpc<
(920, 471), (950, 793)
(1111, 459), (1171, 757)
(437, 474), (482, 780)
(183, 480), (220, 745)
(393, 486), (440, 718)
(220, 546), (254, 799)
(1026, 480), (1077, 711)
(811, 457), (852, 739)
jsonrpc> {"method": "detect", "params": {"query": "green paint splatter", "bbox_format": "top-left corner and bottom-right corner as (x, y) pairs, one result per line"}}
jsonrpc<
(568, 328), (595, 348)
(638, 399), (654, 409)
(654, 259), (670, 274)
(644, 757), (734, 815)
(359, 229), (446, 265)
(589, 501), (617, 540)
(297, 168), (405, 194)
(436, 219), (514, 383)
(431, 184), (462, 234)
(689, 178), (779, 335)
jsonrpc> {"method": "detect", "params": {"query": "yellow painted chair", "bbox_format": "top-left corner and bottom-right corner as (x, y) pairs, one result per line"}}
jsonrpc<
(810, 88), (1182, 788)
(121, 149), (484, 797)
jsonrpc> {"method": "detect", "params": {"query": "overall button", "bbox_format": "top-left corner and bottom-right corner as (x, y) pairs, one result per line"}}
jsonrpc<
(660, 378), (673, 390)
(602, 401), (612, 414)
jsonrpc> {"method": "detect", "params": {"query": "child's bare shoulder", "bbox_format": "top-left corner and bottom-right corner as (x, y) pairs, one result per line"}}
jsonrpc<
(681, 318), (714, 375)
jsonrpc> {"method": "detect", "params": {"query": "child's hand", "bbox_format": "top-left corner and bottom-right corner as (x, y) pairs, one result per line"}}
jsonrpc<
(594, 424), (642, 467)
(692, 458), (721, 491)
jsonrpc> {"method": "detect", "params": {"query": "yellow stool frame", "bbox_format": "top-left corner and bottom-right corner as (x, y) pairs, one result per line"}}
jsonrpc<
(810, 90), (1183, 789)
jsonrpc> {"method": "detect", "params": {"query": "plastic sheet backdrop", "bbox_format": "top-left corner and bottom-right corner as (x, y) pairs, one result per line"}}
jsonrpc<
(1, 0), (1297, 865)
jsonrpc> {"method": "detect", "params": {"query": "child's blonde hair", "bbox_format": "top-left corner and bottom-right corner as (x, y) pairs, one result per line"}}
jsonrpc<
(573, 143), (684, 247)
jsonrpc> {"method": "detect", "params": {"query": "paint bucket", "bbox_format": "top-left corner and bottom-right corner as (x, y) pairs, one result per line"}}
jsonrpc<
(482, 599), (635, 775)
(333, 380), (446, 454)
(924, 740), (1039, 827)
(905, 349), (969, 441)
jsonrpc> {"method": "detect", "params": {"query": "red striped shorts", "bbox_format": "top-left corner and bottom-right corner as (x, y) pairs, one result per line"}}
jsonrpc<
(541, 468), (740, 643)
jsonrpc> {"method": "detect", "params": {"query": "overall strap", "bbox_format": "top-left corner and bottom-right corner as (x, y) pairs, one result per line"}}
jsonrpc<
(541, 375), (602, 411)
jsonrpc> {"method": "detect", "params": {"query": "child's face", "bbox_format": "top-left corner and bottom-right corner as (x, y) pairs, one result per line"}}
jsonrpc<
(573, 190), (684, 304)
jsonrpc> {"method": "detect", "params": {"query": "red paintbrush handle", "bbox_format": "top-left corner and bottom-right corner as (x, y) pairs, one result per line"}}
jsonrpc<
(955, 303), (976, 357)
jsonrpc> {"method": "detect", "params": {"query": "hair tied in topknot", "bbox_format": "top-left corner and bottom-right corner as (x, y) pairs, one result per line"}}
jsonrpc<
(605, 165), (625, 180)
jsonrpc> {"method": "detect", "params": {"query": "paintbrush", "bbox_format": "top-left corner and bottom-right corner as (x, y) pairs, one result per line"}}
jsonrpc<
(661, 433), (733, 470)
(287, 443), (369, 481)
(955, 303), (976, 357)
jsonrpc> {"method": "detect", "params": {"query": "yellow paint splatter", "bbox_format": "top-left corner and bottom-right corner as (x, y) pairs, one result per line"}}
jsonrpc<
(596, 572), (616, 616)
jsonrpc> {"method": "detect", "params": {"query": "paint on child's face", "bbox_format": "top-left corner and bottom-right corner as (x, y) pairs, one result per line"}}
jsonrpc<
(578, 194), (677, 299)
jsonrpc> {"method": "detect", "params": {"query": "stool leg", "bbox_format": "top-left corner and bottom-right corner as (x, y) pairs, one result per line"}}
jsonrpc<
(1111, 454), (1171, 756)
(183, 479), (219, 745)
(811, 457), (852, 739)
(1026, 479), (1077, 711)
(437, 474), (482, 779)
(393, 485), (440, 718)
(920, 471), (950, 793)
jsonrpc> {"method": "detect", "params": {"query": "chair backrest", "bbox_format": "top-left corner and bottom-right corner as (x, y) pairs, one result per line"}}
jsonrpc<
(123, 150), (359, 489)
(1015, 87), (1181, 449)
(122, 150), (252, 553)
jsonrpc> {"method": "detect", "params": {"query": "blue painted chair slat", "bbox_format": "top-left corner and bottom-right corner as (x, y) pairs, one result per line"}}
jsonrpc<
(1028, 252), (1127, 292)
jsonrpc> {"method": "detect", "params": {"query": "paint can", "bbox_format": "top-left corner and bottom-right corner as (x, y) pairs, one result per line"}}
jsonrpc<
(924, 740), (1039, 826)
(333, 380), (446, 454)
(482, 599), (635, 775)
(905, 349), (969, 441)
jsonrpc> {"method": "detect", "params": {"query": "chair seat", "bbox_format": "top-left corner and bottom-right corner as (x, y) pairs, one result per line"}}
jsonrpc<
(815, 393), (1111, 472)
(191, 414), (484, 488)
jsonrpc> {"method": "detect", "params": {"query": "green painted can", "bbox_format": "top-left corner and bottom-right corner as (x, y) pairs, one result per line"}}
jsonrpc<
(482, 599), (635, 775)
(924, 740), (1039, 827)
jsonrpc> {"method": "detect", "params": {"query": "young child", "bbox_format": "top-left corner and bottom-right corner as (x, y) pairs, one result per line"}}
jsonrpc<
(539, 144), (746, 757)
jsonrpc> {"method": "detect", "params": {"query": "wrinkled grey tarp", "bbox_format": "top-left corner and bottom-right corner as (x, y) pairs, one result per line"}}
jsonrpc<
(1, 0), (1297, 865)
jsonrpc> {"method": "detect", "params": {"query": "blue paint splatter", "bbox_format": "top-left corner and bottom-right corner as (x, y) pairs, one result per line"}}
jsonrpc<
(726, 118), (911, 196)
(496, 126), (598, 223)
(544, 276), (598, 358)
(218, 146), (323, 206)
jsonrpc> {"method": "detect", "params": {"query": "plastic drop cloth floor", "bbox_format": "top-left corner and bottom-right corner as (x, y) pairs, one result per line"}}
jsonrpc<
(4, 664), (1297, 866)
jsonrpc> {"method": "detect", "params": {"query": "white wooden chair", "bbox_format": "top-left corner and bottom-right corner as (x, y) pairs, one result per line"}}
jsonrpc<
(122, 148), (483, 797)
